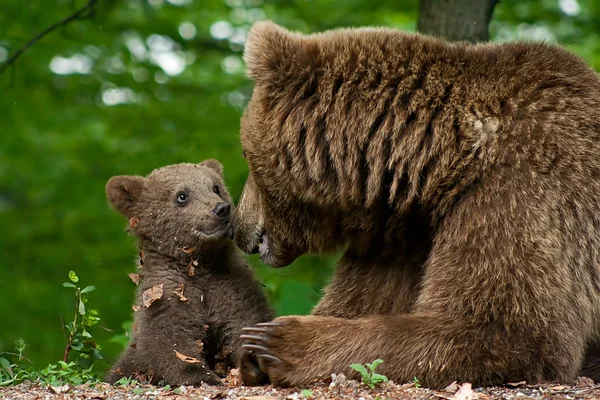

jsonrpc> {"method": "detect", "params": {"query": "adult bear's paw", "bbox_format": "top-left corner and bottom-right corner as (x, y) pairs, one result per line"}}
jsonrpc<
(240, 315), (332, 387)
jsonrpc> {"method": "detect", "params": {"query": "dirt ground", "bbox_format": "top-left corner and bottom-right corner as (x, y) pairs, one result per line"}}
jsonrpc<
(2, 374), (600, 400)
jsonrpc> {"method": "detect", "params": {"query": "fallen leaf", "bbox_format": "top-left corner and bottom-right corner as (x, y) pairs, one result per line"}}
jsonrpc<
(128, 273), (140, 285)
(187, 263), (195, 277)
(452, 382), (474, 400)
(129, 217), (139, 228)
(444, 381), (459, 392)
(173, 283), (188, 302)
(505, 381), (527, 388)
(178, 246), (197, 255)
(132, 304), (140, 312)
(192, 259), (199, 266)
(574, 376), (595, 387)
(240, 397), (279, 400)
(549, 385), (569, 391)
(142, 284), (163, 308)
(224, 367), (242, 387)
(50, 384), (70, 394)
(174, 350), (201, 364)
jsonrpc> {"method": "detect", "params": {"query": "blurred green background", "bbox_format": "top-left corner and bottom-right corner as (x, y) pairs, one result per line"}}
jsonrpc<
(1, 0), (599, 374)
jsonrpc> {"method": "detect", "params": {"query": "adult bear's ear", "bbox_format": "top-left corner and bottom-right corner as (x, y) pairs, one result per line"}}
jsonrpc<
(243, 20), (316, 87)
(199, 159), (223, 176)
(105, 175), (145, 218)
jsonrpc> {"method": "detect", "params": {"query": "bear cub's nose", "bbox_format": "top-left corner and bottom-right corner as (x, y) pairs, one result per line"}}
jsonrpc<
(213, 202), (231, 219)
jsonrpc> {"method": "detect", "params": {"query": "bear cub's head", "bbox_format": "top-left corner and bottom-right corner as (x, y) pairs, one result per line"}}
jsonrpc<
(106, 159), (234, 256)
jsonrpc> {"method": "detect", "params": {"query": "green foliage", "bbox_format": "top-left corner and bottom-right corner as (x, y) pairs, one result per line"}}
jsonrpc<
(350, 359), (389, 389)
(0, 339), (30, 386)
(114, 376), (139, 387)
(411, 376), (421, 388)
(0, 273), (104, 386)
(302, 389), (314, 398)
(1, 0), (599, 373)
(62, 270), (103, 367)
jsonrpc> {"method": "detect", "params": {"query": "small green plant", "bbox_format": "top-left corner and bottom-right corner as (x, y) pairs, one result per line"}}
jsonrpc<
(114, 376), (139, 387)
(0, 339), (31, 386)
(411, 376), (421, 388)
(350, 359), (389, 389)
(0, 271), (104, 387)
(302, 388), (314, 398)
(62, 270), (103, 366)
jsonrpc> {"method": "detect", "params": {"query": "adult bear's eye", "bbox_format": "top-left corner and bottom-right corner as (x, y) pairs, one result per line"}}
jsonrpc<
(213, 185), (221, 197)
(176, 192), (188, 205)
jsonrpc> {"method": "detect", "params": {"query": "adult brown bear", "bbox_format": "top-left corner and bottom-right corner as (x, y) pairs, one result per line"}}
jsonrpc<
(232, 20), (600, 389)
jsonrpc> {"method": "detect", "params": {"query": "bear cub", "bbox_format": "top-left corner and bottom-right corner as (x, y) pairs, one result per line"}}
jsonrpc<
(103, 159), (273, 386)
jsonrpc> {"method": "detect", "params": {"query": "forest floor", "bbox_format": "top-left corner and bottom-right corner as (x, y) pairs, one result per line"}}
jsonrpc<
(2, 374), (600, 400)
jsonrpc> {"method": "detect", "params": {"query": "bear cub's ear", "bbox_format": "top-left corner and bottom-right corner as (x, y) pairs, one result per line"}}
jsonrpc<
(106, 175), (145, 217)
(199, 159), (224, 176)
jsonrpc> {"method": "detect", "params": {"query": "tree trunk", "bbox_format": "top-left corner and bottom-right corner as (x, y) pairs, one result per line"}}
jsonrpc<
(417, 0), (499, 42)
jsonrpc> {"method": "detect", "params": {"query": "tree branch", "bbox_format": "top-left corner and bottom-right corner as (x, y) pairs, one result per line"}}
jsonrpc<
(0, 0), (98, 76)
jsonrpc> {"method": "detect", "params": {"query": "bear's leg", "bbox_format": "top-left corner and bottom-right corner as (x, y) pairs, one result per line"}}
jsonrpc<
(104, 346), (141, 384)
(241, 181), (595, 388)
(580, 340), (600, 382)
(128, 314), (222, 386)
(311, 249), (425, 318)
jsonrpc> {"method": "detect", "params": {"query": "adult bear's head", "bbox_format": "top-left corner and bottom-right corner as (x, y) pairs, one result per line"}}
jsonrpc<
(232, 20), (359, 268)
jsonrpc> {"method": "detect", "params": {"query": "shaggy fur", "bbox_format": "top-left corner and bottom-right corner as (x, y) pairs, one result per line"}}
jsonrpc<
(103, 160), (273, 386)
(232, 21), (600, 389)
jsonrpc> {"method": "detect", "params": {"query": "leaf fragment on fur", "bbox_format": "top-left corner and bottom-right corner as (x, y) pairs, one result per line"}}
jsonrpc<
(179, 246), (197, 255)
(187, 262), (195, 276)
(174, 350), (201, 364)
(128, 273), (140, 286)
(142, 284), (163, 308)
(173, 283), (188, 301)
(129, 217), (139, 228)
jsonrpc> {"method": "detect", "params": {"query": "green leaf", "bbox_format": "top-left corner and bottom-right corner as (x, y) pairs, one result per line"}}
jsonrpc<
(70, 342), (84, 351)
(81, 286), (95, 294)
(349, 363), (368, 378)
(371, 373), (388, 383)
(62, 282), (76, 288)
(78, 301), (86, 315)
(68, 271), (79, 283)
(369, 359), (384, 371)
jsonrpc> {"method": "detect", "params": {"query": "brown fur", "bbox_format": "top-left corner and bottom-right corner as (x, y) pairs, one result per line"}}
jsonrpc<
(103, 160), (273, 386)
(232, 21), (600, 388)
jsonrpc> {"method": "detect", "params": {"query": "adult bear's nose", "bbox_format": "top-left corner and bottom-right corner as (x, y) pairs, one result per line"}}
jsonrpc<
(213, 202), (231, 219)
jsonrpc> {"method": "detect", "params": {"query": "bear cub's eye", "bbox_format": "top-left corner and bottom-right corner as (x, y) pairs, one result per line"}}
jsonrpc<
(213, 184), (221, 197)
(176, 191), (188, 205)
